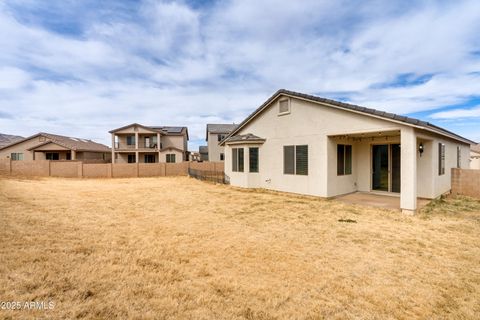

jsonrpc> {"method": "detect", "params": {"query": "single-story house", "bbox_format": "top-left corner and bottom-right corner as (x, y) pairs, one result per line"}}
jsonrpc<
(220, 89), (476, 214)
(471, 144), (480, 169)
(0, 132), (111, 161)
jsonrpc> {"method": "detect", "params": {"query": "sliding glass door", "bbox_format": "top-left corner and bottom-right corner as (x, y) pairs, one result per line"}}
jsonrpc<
(372, 144), (401, 193)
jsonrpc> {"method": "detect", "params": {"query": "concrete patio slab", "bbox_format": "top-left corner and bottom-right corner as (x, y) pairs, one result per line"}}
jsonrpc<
(334, 192), (430, 211)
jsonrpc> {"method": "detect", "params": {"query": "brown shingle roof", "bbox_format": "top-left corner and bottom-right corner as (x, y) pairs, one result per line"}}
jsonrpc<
(109, 123), (188, 139)
(0, 132), (110, 152)
(221, 89), (476, 145)
(206, 123), (237, 141)
(471, 144), (480, 153)
(39, 133), (111, 152)
(224, 133), (265, 143)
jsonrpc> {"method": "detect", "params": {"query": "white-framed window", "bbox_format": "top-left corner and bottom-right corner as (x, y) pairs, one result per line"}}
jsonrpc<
(11, 153), (24, 160)
(284, 145), (308, 175)
(126, 135), (135, 146)
(438, 143), (445, 175)
(218, 134), (226, 142)
(278, 98), (290, 115)
(337, 144), (352, 175)
(232, 148), (244, 172)
(249, 147), (259, 173)
(166, 154), (176, 163)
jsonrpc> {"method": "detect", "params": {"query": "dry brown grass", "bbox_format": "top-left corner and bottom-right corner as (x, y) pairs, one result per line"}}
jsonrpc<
(0, 176), (479, 319)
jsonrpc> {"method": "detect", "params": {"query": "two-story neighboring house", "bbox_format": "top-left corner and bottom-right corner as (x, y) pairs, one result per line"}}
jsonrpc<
(109, 123), (189, 163)
(206, 124), (237, 161)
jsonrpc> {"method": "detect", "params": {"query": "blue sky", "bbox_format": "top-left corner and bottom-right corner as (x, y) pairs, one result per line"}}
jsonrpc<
(0, 0), (479, 149)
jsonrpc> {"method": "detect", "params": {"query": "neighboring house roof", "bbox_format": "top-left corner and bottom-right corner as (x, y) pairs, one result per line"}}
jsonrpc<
(221, 89), (476, 146)
(109, 123), (165, 134)
(206, 123), (237, 141)
(150, 126), (189, 140)
(199, 146), (208, 154)
(471, 144), (480, 154)
(0, 133), (24, 148)
(224, 133), (266, 144)
(109, 123), (189, 140)
(0, 132), (110, 152)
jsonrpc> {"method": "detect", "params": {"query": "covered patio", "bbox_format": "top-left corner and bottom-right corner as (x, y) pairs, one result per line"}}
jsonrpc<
(328, 127), (421, 214)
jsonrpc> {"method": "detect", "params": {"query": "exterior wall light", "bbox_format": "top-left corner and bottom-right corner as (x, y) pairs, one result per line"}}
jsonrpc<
(419, 142), (424, 157)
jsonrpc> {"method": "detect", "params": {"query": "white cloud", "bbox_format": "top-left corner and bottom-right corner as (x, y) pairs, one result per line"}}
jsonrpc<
(430, 106), (480, 119)
(0, 67), (30, 89)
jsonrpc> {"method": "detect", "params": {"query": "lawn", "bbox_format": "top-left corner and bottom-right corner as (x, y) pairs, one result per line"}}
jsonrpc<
(0, 176), (479, 319)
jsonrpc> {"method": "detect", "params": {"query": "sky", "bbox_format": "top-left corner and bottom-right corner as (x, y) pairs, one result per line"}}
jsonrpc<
(0, 0), (479, 150)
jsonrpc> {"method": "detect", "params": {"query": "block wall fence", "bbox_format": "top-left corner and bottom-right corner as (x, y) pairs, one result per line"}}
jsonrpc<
(451, 168), (480, 199)
(0, 159), (224, 179)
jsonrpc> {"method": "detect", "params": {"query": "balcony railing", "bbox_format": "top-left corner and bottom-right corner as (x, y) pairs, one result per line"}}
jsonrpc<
(114, 143), (159, 150)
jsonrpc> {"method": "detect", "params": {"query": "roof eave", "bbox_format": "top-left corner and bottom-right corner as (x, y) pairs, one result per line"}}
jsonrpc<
(223, 89), (476, 146)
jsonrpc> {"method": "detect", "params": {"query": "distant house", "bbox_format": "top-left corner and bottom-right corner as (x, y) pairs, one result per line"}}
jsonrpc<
(206, 123), (237, 161)
(471, 144), (480, 169)
(0, 133), (24, 148)
(199, 146), (209, 161)
(188, 151), (201, 162)
(220, 89), (475, 214)
(0, 132), (111, 161)
(109, 123), (188, 163)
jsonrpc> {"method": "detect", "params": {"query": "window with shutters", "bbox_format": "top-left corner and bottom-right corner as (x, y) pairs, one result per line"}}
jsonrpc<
(278, 99), (290, 115)
(249, 147), (259, 173)
(438, 143), (445, 175)
(284, 145), (308, 175)
(337, 144), (352, 175)
(232, 148), (244, 172)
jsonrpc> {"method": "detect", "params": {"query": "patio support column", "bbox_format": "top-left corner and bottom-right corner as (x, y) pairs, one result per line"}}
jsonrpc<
(135, 131), (139, 164)
(400, 127), (417, 214)
(71, 150), (76, 160)
(111, 133), (115, 164)
(157, 132), (161, 163)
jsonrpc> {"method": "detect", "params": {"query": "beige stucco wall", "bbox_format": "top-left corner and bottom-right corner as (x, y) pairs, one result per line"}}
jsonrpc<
(0, 136), (48, 160)
(159, 149), (183, 163)
(225, 95), (470, 203)
(471, 151), (480, 169)
(226, 96), (402, 197)
(161, 135), (187, 156)
(207, 132), (226, 162)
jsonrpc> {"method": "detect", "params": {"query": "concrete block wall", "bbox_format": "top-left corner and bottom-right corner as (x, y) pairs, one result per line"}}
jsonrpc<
(0, 160), (224, 179)
(451, 168), (480, 198)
